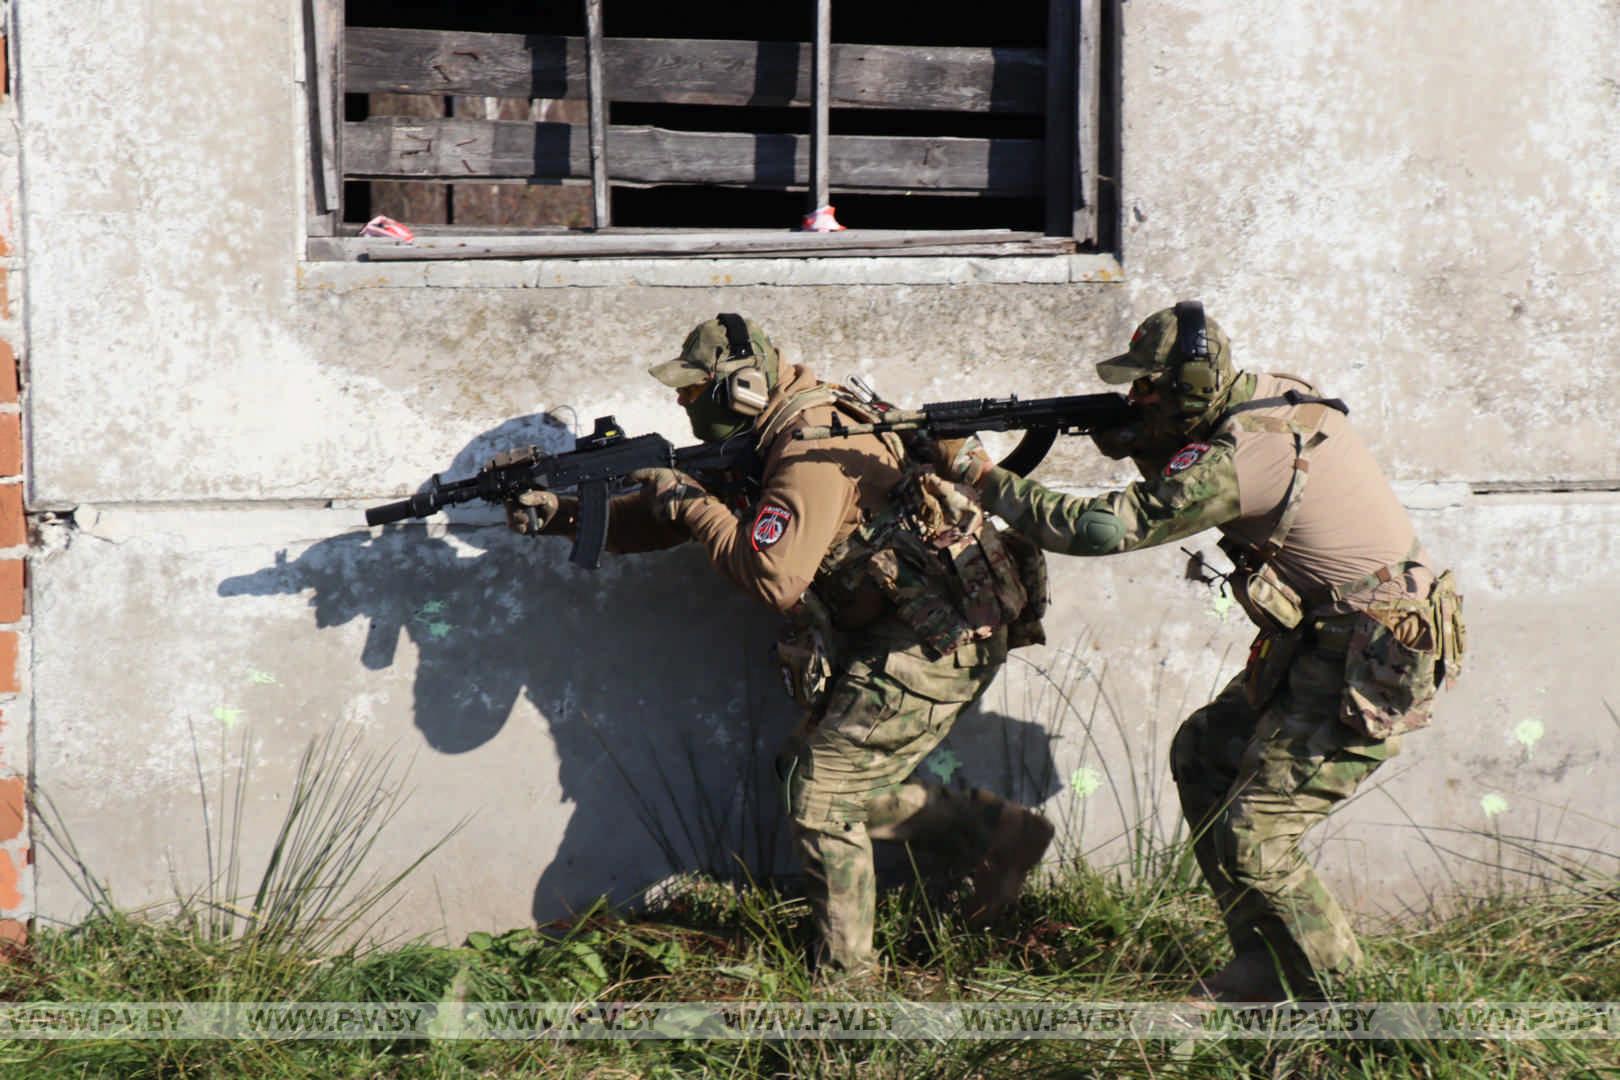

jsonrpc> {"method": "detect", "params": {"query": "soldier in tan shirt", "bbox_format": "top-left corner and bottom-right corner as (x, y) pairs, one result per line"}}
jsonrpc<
(511, 314), (1053, 980)
(940, 302), (1465, 1001)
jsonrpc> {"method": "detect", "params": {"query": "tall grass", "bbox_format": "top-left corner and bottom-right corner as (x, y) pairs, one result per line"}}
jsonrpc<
(1, 689), (1616, 1077)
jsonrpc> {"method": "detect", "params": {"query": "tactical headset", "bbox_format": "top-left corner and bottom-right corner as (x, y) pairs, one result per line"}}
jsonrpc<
(710, 312), (773, 418)
(1170, 300), (1222, 415)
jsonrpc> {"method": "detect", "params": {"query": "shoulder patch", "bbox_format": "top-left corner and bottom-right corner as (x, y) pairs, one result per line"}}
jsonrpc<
(750, 503), (793, 551)
(1163, 442), (1213, 477)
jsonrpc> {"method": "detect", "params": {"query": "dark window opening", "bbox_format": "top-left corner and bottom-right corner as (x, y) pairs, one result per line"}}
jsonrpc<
(309, 0), (1118, 256)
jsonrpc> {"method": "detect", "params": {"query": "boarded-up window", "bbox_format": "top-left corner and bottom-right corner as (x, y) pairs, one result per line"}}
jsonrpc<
(303, 1), (1119, 259)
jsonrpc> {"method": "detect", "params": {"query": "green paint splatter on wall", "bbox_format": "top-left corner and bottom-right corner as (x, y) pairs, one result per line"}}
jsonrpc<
(413, 601), (454, 640)
(1069, 766), (1102, 798)
(1480, 793), (1509, 818)
(213, 706), (244, 729)
(1208, 592), (1234, 622)
(923, 747), (962, 784)
(246, 668), (278, 686)
(1513, 718), (1545, 756)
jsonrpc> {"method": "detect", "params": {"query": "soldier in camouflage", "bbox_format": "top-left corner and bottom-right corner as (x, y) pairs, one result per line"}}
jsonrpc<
(508, 314), (1054, 981)
(938, 302), (1466, 1001)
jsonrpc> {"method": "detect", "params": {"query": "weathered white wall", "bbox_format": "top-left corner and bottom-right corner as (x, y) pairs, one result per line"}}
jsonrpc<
(13, 0), (1620, 938)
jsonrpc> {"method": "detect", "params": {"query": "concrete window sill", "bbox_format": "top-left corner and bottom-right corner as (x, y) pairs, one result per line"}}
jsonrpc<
(296, 252), (1124, 290)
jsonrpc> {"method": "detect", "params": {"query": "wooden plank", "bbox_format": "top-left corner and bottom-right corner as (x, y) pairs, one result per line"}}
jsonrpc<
(353, 225), (1052, 239)
(1096, 0), (1124, 254)
(345, 27), (1046, 114)
(369, 93), (450, 225)
(583, 0), (610, 228)
(326, 0), (345, 231)
(346, 233), (1075, 262)
(303, 0), (343, 235)
(808, 0), (831, 224)
(437, 98), (594, 227)
(343, 118), (1043, 196)
(1043, 0), (1078, 239)
(1074, 0), (1101, 244)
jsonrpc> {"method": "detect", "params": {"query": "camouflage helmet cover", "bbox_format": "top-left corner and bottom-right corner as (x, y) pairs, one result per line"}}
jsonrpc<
(1095, 305), (1232, 390)
(648, 315), (780, 389)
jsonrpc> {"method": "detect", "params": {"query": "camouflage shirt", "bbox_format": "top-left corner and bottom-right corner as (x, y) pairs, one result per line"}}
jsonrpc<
(979, 432), (1241, 555)
(979, 372), (1432, 610)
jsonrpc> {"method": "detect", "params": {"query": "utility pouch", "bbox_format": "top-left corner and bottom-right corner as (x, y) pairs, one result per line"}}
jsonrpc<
(1234, 561), (1305, 634)
(1340, 603), (1439, 739)
(866, 542), (978, 659)
(1429, 569), (1467, 688)
(1218, 536), (1303, 634)
(1243, 627), (1304, 710)
(774, 590), (837, 711)
(998, 527), (1049, 649)
(864, 469), (1028, 660)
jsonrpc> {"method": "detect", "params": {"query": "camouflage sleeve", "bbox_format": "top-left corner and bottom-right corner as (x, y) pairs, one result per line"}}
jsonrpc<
(978, 438), (1242, 556)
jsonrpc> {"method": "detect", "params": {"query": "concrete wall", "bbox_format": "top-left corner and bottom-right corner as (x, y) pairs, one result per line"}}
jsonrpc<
(11, 0), (1620, 941)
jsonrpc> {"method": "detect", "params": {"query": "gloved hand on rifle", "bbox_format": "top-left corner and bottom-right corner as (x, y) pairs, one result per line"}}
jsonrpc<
(930, 435), (995, 487)
(627, 467), (708, 526)
(504, 490), (577, 536)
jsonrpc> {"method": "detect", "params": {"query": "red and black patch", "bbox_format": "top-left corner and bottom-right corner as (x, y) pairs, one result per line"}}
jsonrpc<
(1163, 442), (1212, 476)
(750, 503), (793, 551)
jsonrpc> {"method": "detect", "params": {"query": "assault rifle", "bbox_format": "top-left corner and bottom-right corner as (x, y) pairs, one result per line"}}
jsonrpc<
(364, 415), (758, 570)
(794, 392), (1136, 476)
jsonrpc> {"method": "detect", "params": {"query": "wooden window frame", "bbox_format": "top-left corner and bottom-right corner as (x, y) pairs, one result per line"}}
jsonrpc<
(302, 0), (1120, 262)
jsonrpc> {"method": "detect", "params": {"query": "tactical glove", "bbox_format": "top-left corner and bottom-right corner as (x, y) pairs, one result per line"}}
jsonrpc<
(504, 490), (578, 536)
(626, 467), (707, 526)
(932, 435), (994, 487)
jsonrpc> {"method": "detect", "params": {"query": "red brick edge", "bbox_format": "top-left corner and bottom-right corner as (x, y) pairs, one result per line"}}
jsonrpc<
(0, 26), (30, 948)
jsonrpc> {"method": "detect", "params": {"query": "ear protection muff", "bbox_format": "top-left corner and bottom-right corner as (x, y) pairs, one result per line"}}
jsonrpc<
(1171, 300), (1219, 414)
(710, 312), (771, 418)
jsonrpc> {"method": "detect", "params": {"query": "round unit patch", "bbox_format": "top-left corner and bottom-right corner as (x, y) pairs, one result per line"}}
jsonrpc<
(1164, 442), (1212, 476)
(751, 503), (793, 550)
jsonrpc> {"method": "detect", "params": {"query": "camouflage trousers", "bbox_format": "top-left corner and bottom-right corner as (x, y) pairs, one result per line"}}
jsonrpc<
(1170, 625), (1402, 994)
(781, 641), (1009, 976)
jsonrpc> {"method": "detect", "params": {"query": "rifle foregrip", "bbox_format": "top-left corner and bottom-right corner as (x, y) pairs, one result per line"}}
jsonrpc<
(570, 481), (610, 570)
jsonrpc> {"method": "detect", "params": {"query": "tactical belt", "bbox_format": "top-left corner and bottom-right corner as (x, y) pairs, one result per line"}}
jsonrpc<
(1300, 536), (1426, 610)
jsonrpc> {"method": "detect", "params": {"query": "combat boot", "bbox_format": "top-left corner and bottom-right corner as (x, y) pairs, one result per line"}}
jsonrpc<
(963, 804), (1054, 927)
(1184, 951), (1288, 1004)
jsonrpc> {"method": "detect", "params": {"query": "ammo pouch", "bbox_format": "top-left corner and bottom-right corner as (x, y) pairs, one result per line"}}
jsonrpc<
(864, 469), (1029, 660)
(999, 527), (1050, 649)
(1219, 537), (1304, 634)
(1429, 569), (1467, 688)
(774, 590), (837, 711)
(1340, 600), (1439, 740)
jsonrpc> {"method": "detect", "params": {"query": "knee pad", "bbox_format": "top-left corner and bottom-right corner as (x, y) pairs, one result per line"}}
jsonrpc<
(1071, 509), (1125, 554)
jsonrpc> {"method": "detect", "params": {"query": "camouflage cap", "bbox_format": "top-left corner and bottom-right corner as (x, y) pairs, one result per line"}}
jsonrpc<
(1095, 305), (1229, 385)
(648, 315), (778, 389)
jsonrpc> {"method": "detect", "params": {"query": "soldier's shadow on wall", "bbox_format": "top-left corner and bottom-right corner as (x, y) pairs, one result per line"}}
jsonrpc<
(218, 414), (1062, 925)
